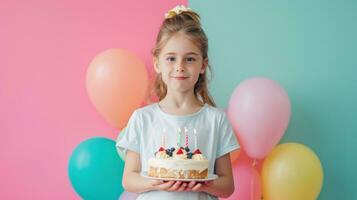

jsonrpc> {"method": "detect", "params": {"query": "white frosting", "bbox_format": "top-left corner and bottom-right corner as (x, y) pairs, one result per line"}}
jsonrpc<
(192, 154), (206, 160)
(173, 153), (187, 159)
(155, 151), (169, 159)
(148, 157), (209, 171)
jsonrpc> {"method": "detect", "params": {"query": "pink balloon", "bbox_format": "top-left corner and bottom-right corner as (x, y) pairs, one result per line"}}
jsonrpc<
(231, 149), (264, 174)
(221, 160), (262, 200)
(228, 77), (291, 159)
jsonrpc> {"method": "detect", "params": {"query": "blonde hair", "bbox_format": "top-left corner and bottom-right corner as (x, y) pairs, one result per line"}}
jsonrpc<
(150, 8), (216, 107)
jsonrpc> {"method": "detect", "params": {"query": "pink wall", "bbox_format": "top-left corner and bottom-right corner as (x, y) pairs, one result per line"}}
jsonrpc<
(0, 0), (186, 199)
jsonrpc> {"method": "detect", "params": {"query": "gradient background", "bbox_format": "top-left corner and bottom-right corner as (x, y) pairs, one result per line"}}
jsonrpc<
(1, 0), (356, 199)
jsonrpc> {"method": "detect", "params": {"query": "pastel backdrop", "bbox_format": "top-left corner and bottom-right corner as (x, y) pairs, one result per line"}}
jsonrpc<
(190, 0), (357, 199)
(1, 0), (356, 199)
(0, 1), (186, 199)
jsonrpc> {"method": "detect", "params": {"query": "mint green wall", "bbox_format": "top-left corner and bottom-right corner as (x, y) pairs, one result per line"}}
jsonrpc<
(190, 0), (357, 199)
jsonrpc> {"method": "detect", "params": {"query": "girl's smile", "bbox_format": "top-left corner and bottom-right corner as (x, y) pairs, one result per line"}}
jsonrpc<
(171, 76), (189, 80)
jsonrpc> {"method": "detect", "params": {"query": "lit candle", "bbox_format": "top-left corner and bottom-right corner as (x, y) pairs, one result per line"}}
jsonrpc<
(194, 128), (198, 150)
(184, 127), (188, 147)
(177, 128), (182, 147)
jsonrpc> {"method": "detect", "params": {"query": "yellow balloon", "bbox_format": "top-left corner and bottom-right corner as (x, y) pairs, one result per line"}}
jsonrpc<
(262, 143), (323, 200)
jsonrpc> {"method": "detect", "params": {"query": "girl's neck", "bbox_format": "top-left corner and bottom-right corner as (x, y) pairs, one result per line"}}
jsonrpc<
(158, 90), (204, 115)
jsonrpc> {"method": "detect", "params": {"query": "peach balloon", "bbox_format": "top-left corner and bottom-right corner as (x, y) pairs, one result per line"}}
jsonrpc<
(86, 48), (149, 129)
(230, 149), (241, 164)
(230, 148), (250, 164)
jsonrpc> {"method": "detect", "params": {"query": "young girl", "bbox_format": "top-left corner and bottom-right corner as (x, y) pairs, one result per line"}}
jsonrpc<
(116, 5), (239, 200)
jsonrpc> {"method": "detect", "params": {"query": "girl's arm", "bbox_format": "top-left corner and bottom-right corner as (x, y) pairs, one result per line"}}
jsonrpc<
(122, 150), (188, 193)
(188, 153), (235, 198)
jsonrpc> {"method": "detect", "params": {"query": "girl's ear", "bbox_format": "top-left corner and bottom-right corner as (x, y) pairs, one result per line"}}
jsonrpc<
(153, 57), (161, 73)
(200, 58), (208, 74)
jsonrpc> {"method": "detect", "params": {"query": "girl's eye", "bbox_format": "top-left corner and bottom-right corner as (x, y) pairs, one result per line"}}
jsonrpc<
(166, 57), (176, 62)
(186, 57), (196, 62)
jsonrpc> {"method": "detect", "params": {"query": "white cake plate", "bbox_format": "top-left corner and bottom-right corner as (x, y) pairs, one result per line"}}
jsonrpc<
(141, 171), (218, 182)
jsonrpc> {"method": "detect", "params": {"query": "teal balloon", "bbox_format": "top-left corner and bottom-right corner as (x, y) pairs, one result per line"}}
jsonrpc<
(68, 137), (124, 199)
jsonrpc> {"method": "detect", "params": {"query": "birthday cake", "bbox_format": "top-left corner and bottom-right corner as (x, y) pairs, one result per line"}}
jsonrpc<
(148, 128), (209, 179)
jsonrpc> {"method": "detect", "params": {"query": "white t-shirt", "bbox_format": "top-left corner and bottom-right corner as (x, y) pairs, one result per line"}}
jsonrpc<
(116, 103), (239, 200)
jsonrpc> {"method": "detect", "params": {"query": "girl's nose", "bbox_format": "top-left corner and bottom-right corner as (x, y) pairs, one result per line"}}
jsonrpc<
(176, 65), (185, 72)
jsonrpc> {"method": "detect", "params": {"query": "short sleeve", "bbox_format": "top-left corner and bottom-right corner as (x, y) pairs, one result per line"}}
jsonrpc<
(116, 110), (141, 154)
(216, 113), (240, 158)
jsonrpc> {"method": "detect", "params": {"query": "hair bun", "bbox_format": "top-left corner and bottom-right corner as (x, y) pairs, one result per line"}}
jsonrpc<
(164, 5), (192, 19)
(164, 5), (201, 25)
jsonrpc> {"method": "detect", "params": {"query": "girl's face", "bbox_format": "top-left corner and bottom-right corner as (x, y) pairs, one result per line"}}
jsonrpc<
(154, 32), (208, 94)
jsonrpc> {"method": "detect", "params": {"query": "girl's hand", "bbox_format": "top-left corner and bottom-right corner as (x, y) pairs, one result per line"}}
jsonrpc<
(186, 180), (214, 192)
(150, 180), (188, 192)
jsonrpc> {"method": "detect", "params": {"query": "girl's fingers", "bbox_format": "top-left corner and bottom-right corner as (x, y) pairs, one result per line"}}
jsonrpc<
(188, 181), (196, 188)
(158, 181), (175, 190)
(177, 182), (187, 192)
(168, 181), (182, 191)
(155, 180), (206, 192)
(191, 183), (203, 191)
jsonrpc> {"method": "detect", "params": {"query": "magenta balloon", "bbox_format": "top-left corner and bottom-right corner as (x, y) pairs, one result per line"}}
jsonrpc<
(228, 77), (291, 159)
